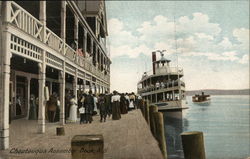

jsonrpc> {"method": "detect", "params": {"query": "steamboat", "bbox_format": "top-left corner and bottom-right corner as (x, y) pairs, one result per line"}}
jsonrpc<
(137, 50), (188, 111)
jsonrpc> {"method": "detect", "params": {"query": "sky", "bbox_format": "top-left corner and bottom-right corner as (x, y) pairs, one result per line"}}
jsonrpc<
(105, 1), (249, 92)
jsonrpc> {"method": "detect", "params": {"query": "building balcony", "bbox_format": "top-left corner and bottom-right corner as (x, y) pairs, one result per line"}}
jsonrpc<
(5, 1), (110, 83)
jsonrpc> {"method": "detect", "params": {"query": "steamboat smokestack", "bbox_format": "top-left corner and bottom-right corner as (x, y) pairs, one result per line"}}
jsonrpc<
(152, 51), (156, 74)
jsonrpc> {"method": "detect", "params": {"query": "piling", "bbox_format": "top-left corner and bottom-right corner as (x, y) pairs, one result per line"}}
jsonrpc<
(149, 105), (158, 137)
(153, 112), (167, 159)
(140, 100), (146, 118)
(144, 100), (150, 124)
(181, 131), (206, 159)
(71, 134), (104, 159)
(56, 127), (65, 136)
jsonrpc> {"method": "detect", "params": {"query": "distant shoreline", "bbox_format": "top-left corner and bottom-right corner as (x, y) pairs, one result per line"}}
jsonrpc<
(186, 89), (250, 96)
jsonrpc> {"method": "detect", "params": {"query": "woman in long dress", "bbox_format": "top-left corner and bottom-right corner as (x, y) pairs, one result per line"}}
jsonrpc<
(47, 94), (57, 122)
(111, 91), (121, 120)
(128, 93), (135, 111)
(29, 94), (37, 120)
(120, 93), (128, 114)
(68, 95), (78, 122)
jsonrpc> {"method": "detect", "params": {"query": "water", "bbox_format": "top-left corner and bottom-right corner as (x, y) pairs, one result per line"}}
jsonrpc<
(164, 95), (250, 159)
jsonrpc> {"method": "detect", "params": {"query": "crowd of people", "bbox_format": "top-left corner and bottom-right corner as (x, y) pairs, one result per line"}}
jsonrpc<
(45, 90), (143, 124)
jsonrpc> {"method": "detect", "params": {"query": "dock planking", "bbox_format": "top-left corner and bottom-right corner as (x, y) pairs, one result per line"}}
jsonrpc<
(0, 110), (163, 159)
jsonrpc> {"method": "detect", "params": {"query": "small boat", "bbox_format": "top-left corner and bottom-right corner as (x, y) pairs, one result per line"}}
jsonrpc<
(192, 92), (211, 105)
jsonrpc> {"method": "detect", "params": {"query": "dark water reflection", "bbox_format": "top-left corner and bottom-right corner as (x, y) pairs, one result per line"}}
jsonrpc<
(163, 95), (250, 159)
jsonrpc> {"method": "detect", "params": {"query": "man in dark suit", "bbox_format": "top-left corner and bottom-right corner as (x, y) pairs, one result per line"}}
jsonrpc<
(84, 91), (94, 123)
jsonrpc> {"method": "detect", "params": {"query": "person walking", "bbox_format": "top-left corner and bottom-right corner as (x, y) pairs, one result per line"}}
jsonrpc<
(111, 91), (121, 120)
(79, 105), (85, 124)
(64, 90), (71, 123)
(129, 92), (136, 110)
(47, 93), (57, 122)
(93, 94), (98, 115)
(55, 97), (60, 122)
(137, 95), (143, 110)
(120, 93), (128, 114)
(84, 91), (94, 123)
(68, 95), (78, 122)
(104, 91), (112, 118)
(29, 94), (37, 120)
(98, 94), (107, 122)
(125, 93), (130, 111)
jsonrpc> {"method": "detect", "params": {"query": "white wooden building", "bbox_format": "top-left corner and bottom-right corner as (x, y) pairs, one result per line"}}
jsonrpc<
(0, 1), (111, 149)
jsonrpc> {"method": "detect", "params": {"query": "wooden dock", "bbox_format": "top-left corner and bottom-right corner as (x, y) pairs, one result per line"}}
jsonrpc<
(0, 110), (163, 159)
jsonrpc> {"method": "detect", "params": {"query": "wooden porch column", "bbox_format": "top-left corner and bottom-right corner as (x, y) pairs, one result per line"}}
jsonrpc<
(60, 1), (66, 125)
(89, 81), (93, 93)
(90, 39), (93, 63)
(26, 77), (31, 120)
(38, 63), (46, 133)
(95, 46), (98, 67)
(83, 31), (87, 53)
(104, 58), (106, 70)
(61, 1), (66, 41)
(99, 52), (101, 70)
(74, 15), (79, 49)
(73, 70), (78, 101)
(102, 53), (104, 71)
(38, 0), (46, 134)
(74, 15), (79, 63)
(99, 84), (101, 94)
(83, 73), (86, 93)
(49, 81), (52, 95)
(0, 1), (11, 149)
(59, 70), (65, 125)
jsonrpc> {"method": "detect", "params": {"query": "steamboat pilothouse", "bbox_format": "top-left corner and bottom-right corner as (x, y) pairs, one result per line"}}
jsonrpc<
(137, 50), (188, 111)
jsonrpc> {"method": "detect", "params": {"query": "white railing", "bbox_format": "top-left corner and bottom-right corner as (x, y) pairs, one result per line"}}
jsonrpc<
(138, 79), (185, 93)
(155, 67), (183, 75)
(143, 67), (183, 79)
(65, 44), (76, 61)
(9, 2), (43, 41)
(45, 28), (64, 54)
(7, 1), (109, 82)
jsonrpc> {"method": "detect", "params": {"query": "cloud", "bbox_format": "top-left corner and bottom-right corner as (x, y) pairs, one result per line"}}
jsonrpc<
(218, 37), (233, 49)
(233, 28), (249, 44)
(182, 51), (241, 62)
(137, 15), (175, 44)
(108, 18), (123, 34)
(110, 44), (151, 58)
(178, 13), (221, 36)
(108, 18), (139, 47)
(239, 54), (249, 64)
(195, 33), (214, 40)
(108, 15), (249, 68)
(233, 28), (249, 51)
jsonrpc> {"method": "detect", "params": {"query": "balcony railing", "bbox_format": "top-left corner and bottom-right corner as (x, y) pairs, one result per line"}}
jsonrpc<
(6, 1), (109, 82)
(65, 44), (76, 61)
(9, 2), (43, 41)
(45, 28), (64, 54)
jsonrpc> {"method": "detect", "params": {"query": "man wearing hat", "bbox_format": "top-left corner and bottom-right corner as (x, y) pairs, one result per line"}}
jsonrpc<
(84, 90), (94, 123)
